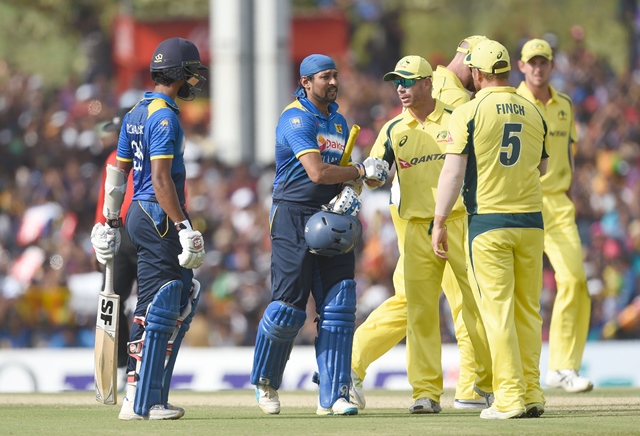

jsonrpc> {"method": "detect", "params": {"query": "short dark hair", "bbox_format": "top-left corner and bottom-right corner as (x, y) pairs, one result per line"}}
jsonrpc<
(480, 61), (510, 81)
(151, 71), (176, 86)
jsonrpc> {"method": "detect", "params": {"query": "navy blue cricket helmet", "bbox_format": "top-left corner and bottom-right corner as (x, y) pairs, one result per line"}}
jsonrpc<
(150, 37), (208, 100)
(304, 210), (362, 256)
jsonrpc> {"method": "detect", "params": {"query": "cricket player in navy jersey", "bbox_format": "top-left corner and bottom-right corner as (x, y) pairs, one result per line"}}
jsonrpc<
(433, 39), (548, 420)
(91, 37), (207, 420)
(250, 53), (389, 416)
(517, 38), (593, 393)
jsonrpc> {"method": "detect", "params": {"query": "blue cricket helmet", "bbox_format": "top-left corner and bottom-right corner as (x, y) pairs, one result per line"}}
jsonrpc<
(304, 210), (362, 256)
(150, 37), (208, 100)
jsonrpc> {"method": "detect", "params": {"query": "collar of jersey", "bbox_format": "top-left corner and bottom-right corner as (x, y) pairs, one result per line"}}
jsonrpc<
(516, 81), (559, 105)
(143, 91), (180, 113)
(434, 65), (464, 89)
(298, 97), (339, 119)
(475, 86), (516, 98)
(403, 98), (446, 126)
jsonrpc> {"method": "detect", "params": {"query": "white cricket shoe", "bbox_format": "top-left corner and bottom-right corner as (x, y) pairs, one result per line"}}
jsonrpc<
(316, 397), (358, 416)
(149, 403), (184, 420)
(453, 398), (489, 410)
(545, 369), (593, 393)
(118, 396), (183, 420)
(409, 398), (442, 414)
(256, 383), (280, 415)
(480, 406), (525, 420)
(349, 369), (366, 410)
(118, 395), (145, 420)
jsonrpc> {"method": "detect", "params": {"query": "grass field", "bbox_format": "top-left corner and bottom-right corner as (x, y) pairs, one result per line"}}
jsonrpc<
(1, 388), (640, 435)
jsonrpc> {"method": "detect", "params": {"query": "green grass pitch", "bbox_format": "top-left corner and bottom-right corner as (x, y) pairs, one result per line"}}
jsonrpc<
(1, 388), (640, 435)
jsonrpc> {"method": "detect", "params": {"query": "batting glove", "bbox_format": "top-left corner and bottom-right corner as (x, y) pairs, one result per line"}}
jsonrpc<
(362, 157), (389, 184)
(176, 220), (205, 269)
(327, 186), (361, 216)
(90, 223), (121, 265)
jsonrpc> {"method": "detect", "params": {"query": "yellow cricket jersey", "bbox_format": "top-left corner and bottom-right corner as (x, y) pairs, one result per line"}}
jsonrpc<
(447, 86), (548, 215)
(516, 82), (577, 195)
(370, 99), (465, 220)
(432, 66), (471, 107)
(378, 70), (469, 218)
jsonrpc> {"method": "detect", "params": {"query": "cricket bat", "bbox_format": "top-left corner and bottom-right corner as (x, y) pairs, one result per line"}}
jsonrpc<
(95, 258), (119, 405)
(340, 124), (360, 166)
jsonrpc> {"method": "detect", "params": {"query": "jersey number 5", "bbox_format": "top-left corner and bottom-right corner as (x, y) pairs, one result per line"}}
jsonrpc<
(499, 122), (522, 167)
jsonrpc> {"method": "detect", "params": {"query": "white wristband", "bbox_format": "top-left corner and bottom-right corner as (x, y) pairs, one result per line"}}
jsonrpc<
(174, 219), (193, 232)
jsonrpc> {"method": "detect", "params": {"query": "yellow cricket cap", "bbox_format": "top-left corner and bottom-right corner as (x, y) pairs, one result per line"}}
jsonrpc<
(521, 38), (553, 62)
(464, 39), (511, 74)
(383, 56), (433, 81)
(456, 35), (488, 54)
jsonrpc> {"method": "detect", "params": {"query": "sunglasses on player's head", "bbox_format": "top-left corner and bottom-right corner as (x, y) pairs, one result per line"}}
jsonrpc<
(392, 77), (424, 89)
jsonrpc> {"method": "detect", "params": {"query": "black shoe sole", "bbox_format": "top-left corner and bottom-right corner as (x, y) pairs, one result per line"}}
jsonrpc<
(525, 406), (544, 418)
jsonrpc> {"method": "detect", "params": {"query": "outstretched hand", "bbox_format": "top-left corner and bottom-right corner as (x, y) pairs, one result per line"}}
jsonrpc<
(361, 157), (389, 185)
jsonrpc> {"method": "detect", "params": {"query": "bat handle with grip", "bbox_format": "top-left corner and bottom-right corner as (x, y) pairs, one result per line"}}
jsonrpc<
(104, 259), (114, 295)
(104, 232), (115, 295)
(340, 124), (360, 167)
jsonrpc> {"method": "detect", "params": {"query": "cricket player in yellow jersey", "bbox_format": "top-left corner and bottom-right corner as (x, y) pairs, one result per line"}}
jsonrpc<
(432, 39), (549, 420)
(517, 38), (593, 393)
(351, 38), (494, 412)
(354, 55), (490, 414)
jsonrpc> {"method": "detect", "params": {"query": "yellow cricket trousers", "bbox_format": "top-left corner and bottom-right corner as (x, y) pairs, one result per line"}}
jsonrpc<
(469, 223), (545, 412)
(543, 193), (591, 371)
(404, 214), (490, 402)
(352, 206), (491, 400)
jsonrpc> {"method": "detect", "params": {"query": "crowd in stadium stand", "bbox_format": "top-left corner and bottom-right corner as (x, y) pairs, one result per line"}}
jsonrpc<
(0, 25), (639, 350)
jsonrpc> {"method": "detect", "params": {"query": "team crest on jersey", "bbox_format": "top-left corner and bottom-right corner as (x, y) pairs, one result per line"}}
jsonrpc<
(436, 130), (453, 143)
(160, 119), (169, 129)
(290, 117), (303, 129)
(398, 158), (412, 169)
(335, 124), (343, 134)
(558, 110), (567, 121)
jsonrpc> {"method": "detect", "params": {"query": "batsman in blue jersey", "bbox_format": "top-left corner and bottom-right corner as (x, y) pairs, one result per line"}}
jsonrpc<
(251, 54), (390, 416)
(91, 37), (207, 420)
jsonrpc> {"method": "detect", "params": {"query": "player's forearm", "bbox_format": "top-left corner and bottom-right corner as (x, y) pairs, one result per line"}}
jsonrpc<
(116, 159), (132, 178)
(153, 176), (187, 223)
(309, 162), (361, 185)
(435, 154), (466, 219)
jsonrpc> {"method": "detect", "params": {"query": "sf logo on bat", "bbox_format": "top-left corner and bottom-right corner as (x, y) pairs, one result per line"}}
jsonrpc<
(100, 299), (115, 326)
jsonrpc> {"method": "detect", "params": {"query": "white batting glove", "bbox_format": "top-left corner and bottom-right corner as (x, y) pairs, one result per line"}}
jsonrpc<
(90, 223), (121, 265)
(327, 186), (361, 216)
(176, 221), (205, 269)
(354, 157), (389, 184)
